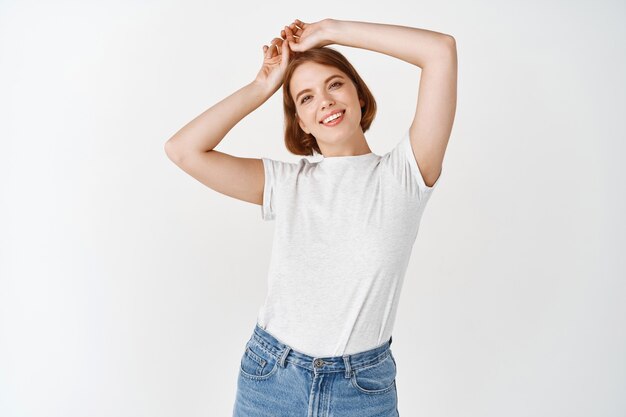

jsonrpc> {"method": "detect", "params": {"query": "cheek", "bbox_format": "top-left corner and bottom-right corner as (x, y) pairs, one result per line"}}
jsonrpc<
(304, 110), (318, 126)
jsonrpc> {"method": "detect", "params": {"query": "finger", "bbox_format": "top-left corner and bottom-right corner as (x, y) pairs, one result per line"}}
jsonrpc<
(288, 38), (299, 52)
(281, 36), (290, 57)
(285, 26), (300, 47)
(268, 38), (280, 58)
(290, 24), (302, 37)
(281, 39), (291, 67)
(286, 26), (297, 41)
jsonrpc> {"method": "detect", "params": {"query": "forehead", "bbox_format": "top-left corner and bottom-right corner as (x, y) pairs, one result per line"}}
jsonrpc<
(290, 62), (347, 89)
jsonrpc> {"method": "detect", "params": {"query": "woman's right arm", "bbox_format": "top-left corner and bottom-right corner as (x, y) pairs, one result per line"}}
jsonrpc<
(163, 81), (273, 205)
(164, 33), (292, 206)
(164, 80), (273, 158)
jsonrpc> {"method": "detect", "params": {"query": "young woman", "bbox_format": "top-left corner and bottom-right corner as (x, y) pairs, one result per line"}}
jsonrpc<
(165, 18), (456, 417)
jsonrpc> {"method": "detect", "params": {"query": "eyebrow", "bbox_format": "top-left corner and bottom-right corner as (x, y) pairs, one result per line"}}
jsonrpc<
(295, 74), (345, 103)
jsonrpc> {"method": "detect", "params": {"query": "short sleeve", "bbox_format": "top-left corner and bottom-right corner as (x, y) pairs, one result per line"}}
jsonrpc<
(385, 129), (441, 201)
(261, 157), (277, 221)
(260, 157), (304, 221)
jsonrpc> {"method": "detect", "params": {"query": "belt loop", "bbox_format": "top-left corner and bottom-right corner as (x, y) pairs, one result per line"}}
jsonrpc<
(343, 355), (352, 379)
(279, 345), (291, 368)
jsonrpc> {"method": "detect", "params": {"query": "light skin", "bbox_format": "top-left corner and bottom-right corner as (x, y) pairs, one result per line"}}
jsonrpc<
(278, 18), (457, 186)
(164, 18), (455, 208)
(290, 62), (370, 157)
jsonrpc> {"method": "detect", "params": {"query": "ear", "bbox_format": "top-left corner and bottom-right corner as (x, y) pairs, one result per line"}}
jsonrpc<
(359, 98), (365, 108)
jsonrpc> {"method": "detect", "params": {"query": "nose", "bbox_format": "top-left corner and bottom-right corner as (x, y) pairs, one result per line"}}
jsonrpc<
(320, 94), (335, 111)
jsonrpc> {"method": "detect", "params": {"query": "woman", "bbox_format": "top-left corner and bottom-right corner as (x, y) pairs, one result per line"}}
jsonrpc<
(165, 18), (456, 417)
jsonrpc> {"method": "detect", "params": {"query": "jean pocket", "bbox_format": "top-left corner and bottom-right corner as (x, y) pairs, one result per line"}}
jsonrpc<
(350, 350), (397, 395)
(239, 338), (279, 381)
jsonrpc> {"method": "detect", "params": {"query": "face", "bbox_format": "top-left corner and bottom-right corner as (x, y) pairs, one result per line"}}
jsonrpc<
(290, 62), (366, 150)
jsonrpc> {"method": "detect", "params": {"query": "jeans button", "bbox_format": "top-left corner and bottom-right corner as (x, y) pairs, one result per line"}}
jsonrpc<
(314, 358), (324, 367)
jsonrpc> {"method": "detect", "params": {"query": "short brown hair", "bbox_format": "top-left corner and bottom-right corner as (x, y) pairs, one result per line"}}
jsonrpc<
(281, 47), (377, 156)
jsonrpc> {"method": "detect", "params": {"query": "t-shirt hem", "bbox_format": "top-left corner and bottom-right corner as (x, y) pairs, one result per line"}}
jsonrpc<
(261, 157), (275, 221)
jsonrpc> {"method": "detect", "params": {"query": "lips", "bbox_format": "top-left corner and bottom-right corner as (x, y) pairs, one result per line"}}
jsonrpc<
(319, 109), (345, 124)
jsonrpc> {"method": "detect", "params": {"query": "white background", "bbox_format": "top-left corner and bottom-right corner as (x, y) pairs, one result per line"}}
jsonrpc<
(1, 1), (625, 416)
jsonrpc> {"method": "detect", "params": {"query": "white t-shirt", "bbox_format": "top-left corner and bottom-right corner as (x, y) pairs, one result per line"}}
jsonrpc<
(256, 128), (441, 357)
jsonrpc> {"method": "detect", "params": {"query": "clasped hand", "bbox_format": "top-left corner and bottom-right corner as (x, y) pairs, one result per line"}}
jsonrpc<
(255, 19), (334, 92)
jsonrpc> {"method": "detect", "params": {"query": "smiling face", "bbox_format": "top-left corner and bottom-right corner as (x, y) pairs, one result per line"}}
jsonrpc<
(290, 62), (366, 154)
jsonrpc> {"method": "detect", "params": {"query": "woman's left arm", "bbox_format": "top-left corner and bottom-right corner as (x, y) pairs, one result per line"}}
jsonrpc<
(327, 19), (457, 187)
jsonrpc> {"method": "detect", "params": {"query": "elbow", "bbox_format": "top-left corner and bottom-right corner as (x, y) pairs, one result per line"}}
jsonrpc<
(444, 35), (456, 52)
(164, 139), (174, 154)
(437, 32), (455, 45)
(436, 35), (457, 62)
(164, 139), (183, 164)
(164, 139), (174, 157)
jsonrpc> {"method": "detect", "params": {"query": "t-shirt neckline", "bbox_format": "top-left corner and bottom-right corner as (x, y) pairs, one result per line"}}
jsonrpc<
(319, 152), (378, 164)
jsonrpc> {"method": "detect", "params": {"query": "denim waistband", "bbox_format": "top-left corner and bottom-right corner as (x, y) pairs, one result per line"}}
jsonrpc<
(251, 323), (393, 376)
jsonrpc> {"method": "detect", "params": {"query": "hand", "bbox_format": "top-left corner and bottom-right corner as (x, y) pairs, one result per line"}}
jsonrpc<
(254, 35), (292, 93)
(281, 18), (334, 53)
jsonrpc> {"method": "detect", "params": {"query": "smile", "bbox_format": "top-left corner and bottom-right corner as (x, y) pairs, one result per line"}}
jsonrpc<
(320, 110), (345, 126)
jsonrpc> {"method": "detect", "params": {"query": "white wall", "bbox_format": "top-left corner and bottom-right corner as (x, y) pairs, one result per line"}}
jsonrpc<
(1, 0), (624, 416)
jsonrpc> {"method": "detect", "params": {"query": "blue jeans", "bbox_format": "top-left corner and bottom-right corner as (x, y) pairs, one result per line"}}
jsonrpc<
(232, 323), (399, 417)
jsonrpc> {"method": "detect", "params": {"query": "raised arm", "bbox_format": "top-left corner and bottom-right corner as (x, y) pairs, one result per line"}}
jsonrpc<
(164, 34), (292, 205)
(287, 18), (456, 187)
(165, 82), (271, 158)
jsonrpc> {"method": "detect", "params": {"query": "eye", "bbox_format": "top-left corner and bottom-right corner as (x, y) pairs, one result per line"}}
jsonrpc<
(300, 81), (343, 104)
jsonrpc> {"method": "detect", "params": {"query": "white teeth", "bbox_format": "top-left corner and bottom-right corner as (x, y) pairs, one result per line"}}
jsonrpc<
(322, 111), (344, 124)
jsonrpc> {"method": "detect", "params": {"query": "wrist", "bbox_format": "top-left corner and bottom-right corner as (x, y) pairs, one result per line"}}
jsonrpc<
(322, 18), (343, 45)
(250, 79), (277, 99)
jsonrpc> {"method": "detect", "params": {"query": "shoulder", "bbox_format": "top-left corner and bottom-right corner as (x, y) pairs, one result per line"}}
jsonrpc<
(379, 129), (441, 198)
(261, 156), (313, 169)
(261, 156), (316, 181)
